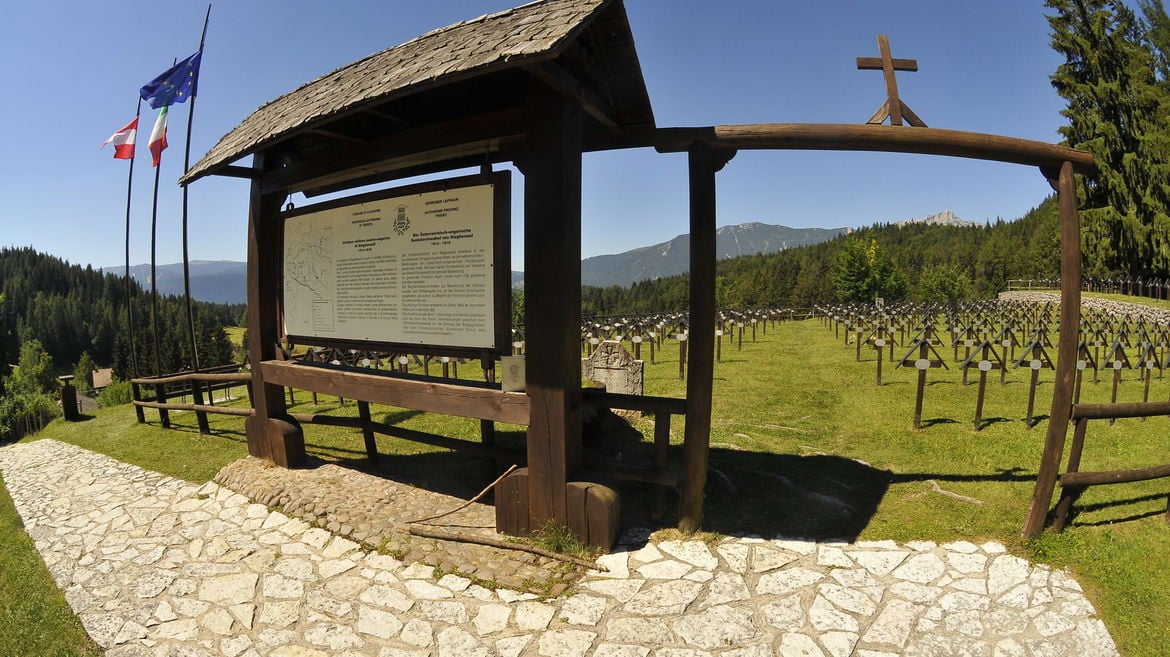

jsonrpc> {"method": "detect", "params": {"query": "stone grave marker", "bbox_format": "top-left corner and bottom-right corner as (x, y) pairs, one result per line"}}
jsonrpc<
(582, 340), (645, 395)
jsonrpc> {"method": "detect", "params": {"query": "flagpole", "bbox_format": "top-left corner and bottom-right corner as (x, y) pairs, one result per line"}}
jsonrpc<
(123, 99), (142, 381)
(149, 61), (176, 425)
(180, 4), (211, 377)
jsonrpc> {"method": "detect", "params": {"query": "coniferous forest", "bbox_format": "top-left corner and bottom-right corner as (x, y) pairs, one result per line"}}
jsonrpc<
(579, 197), (1061, 317)
(0, 247), (243, 384)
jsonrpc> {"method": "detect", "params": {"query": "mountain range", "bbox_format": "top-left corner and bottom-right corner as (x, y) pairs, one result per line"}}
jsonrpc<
(112, 261), (248, 305)
(571, 222), (849, 288)
(113, 213), (967, 303)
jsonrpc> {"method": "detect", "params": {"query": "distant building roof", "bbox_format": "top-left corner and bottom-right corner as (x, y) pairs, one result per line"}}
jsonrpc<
(183, 0), (653, 186)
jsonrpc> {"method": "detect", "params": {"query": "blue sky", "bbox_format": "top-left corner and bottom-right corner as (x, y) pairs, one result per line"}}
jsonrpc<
(0, 1), (1103, 272)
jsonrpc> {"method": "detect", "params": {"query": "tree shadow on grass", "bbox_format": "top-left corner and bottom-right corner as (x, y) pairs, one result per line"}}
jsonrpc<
(609, 444), (894, 542)
(1049, 491), (1170, 528)
(920, 418), (960, 428)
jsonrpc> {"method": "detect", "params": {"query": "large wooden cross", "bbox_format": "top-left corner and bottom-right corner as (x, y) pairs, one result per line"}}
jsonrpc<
(856, 34), (926, 127)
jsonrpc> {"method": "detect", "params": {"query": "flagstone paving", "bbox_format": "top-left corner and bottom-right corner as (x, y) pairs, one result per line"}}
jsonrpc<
(0, 439), (1119, 657)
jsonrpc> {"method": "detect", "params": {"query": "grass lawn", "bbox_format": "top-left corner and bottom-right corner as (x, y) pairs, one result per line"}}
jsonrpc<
(0, 476), (102, 657)
(5, 300), (1170, 655)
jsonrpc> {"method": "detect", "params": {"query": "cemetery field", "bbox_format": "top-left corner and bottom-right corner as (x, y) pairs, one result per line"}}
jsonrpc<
(8, 308), (1170, 656)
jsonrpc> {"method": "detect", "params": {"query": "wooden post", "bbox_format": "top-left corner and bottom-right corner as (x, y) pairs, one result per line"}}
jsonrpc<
(653, 413), (671, 520)
(243, 152), (305, 468)
(1023, 161), (1080, 538)
(913, 341), (929, 430)
(192, 378), (211, 434)
(519, 83), (583, 529)
(357, 400), (378, 464)
(132, 382), (145, 423)
(679, 140), (723, 533)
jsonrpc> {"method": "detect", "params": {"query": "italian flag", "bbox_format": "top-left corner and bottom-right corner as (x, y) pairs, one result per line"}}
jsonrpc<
(101, 117), (138, 160)
(149, 106), (168, 167)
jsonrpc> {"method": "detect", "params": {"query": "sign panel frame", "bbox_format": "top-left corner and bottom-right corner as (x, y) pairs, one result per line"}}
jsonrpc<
(281, 171), (511, 359)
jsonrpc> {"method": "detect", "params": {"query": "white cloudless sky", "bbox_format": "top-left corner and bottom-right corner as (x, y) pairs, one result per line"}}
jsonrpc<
(0, 1), (1125, 272)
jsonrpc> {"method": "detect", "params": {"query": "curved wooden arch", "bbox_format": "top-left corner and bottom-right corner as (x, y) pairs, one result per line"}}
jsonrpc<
(657, 123), (1090, 537)
(653, 123), (1096, 175)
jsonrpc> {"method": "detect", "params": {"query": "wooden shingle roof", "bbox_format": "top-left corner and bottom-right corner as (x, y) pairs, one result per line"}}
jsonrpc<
(182, 0), (653, 186)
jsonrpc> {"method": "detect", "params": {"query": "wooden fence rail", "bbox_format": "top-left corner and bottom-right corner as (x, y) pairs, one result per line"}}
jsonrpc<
(129, 361), (688, 517)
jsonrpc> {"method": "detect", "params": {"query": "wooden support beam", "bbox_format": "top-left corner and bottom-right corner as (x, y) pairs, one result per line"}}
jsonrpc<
(259, 361), (530, 425)
(654, 124), (1096, 175)
(261, 107), (528, 195)
(525, 61), (621, 130)
(521, 82), (584, 527)
(1061, 463), (1170, 487)
(244, 153), (305, 468)
(1022, 160), (1080, 539)
(679, 139), (720, 533)
(1072, 399), (1170, 420)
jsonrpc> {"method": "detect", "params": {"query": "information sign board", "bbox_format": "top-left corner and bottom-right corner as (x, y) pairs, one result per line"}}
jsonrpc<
(282, 173), (510, 352)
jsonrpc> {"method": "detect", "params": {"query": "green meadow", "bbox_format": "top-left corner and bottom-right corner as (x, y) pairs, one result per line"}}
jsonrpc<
(4, 301), (1170, 655)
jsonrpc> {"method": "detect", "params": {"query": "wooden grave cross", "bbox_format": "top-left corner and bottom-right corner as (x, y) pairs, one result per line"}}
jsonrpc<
(896, 324), (950, 429)
(1084, 324), (1111, 382)
(994, 324), (1022, 378)
(952, 325), (982, 383)
(1104, 341), (1133, 425)
(856, 35), (927, 127)
(1155, 324), (1170, 368)
(1137, 342), (1161, 411)
(866, 322), (899, 385)
(959, 340), (1006, 431)
(1013, 339), (1055, 429)
(1114, 320), (1133, 347)
(1073, 341), (1099, 404)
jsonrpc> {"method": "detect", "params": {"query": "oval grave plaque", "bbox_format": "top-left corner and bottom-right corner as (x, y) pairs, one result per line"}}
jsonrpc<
(915, 358), (931, 370)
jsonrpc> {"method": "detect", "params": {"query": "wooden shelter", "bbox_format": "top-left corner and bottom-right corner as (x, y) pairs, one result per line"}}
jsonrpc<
(183, 0), (663, 544)
(183, 0), (1099, 542)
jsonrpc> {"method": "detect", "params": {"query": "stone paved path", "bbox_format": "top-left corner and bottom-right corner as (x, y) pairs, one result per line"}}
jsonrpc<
(0, 439), (1120, 657)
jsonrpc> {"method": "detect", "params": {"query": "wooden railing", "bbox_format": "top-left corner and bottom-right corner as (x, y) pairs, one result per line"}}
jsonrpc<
(131, 359), (687, 512)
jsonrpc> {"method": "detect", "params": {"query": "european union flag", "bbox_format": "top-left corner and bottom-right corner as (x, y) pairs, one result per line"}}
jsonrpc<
(140, 51), (202, 109)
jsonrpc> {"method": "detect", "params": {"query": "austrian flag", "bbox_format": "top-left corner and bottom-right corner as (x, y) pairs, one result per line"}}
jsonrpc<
(101, 117), (138, 160)
(149, 106), (168, 167)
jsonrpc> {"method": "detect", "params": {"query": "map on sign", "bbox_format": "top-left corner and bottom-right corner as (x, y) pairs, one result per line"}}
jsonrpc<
(283, 177), (504, 349)
(285, 218), (335, 332)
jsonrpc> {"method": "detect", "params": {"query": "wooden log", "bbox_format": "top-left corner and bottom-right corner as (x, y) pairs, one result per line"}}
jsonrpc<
(245, 152), (304, 467)
(519, 81), (584, 528)
(1061, 463), (1170, 487)
(1053, 417), (1089, 531)
(260, 361), (530, 425)
(679, 140), (720, 534)
(133, 400), (253, 417)
(1023, 161), (1080, 539)
(654, 124), (1096, 174)
(581, 389), (686, 415)
(1071, 399), (1170, 420)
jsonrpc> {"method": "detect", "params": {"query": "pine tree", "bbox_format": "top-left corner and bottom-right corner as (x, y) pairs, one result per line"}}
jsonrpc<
(832, 238), (908, 303)
(1047, 0), (1170, 275)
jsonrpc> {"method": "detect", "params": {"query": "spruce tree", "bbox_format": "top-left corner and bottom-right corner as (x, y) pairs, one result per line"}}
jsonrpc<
(1047, 0), (1170, 276)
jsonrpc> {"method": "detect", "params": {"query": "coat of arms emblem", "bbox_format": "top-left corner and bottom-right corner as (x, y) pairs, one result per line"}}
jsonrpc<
(393, 205), (410, 235)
